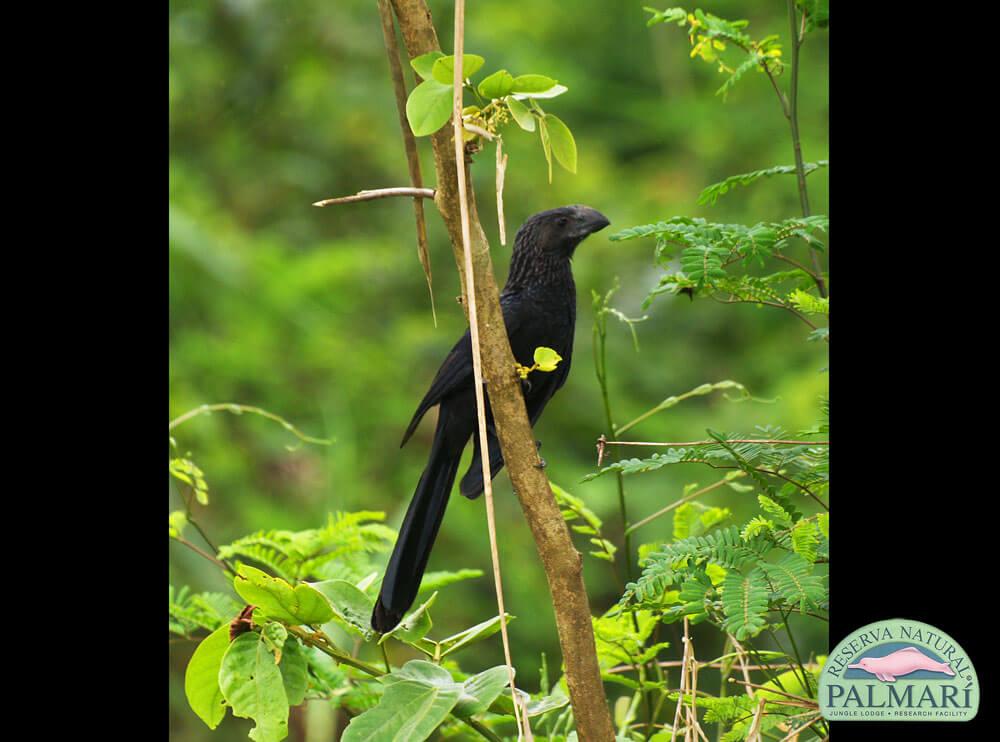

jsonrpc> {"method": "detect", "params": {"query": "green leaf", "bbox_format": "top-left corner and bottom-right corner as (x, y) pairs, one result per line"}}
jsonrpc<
(790, 520), (820, 564)
(477, 69), (515, 99)
(817, 513), (829, 540)
(380, 592), (436, 645)
(796, 0), (830, 31)
(533, 346), (563, 372)
(261, 621), (288, 661)
(342, 680), (461, 742)
(542, 114), (577, 174)
(385, 659), (455, 687)
(431, 54), (485, 84)
(758, 553), (825, 613)
(184, 624), (230, 729)
(511, 74), (558, 93)
(170, 457), (209, 505)
(721, 568), (769, 640)
(279, 637), (308, 706)
(698, 161), (828, 206)
(456, 666), (510, 716)
(438, 613), (513, 657)
(418, 569), (483, 594)
(490, 687), (569, 718)
(233, 565), (335, 626)
(538, 115), (553, 183)
(310, 578), (375, 641)
(505, 96), (535, 131)
(169, 510), (188, 539)
(219, 632), (290, 742)
(405, 79), (454, 137)
(512, 83), (568, 100)
(409, 51), (444, 80)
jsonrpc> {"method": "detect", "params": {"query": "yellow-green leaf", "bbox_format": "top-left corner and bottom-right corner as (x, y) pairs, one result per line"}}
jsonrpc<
(233, 565), (334, 625)
(431, 54), (485, 84)
(533, 346), (562, 372)
(409, 51), (444, 80)
(478, 69), (514, 99)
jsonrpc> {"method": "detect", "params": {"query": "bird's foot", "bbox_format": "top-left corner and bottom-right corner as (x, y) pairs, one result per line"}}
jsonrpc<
(534, 457), (547, 470)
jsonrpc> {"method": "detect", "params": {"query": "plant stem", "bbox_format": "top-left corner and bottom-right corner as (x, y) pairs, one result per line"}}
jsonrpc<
(168, 402), (331, 445)
(785, 0), (825, 297)
(594, 303), (635, 583)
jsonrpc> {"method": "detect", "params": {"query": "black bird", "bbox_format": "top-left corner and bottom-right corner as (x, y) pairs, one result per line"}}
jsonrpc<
(372, 205), (610, 632)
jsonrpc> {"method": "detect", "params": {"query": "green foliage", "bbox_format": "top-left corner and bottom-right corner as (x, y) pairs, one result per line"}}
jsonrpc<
(403, 50), (576, 182)
(170, 457), (209, 505)
(169, 585), (242, 637)
(217, 511), (395, 582)
(645, 7), (785, 99)
(721, 568), (768, 639)
(184, 624), (231, 729)
(170, 0), (828, 738)
(698, 161), (828, 205)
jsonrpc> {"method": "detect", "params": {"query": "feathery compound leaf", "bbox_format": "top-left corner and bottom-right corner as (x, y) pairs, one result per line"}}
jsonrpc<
(219, 512), (394, 583)
(757, 495), (792, 528)
(681, 245), (728, 287)
(790, 519), (820, 564)
(621, 526), (770, 607)
(721, 568), (769, 640)
(788, 288), (829, 315)
(673, 501), (731, 540)
(757, 553), (826, 612)
(698, 161), (828, 205)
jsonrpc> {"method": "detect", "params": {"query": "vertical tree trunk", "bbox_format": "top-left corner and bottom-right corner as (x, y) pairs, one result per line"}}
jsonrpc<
(388, 2), (615, 739)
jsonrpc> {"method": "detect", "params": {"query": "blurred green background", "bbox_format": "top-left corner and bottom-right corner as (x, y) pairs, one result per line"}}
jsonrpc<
(169, 1), (828, 739)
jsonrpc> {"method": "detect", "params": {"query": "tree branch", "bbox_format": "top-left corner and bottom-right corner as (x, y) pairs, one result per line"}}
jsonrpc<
(377, 0), (437, 324)
(312, 187), (435, 207)
(389, 1), (615, 738)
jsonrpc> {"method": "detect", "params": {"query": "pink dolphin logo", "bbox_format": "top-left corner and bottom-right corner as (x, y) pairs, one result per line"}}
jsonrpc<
(848, 646), (955, 682)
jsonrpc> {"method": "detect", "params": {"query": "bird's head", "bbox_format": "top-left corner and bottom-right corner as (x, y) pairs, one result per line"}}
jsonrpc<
(516, 204), (610, 258)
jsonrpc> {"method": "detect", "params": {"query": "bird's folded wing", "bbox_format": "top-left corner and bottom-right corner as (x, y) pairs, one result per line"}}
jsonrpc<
(399, 291), (528, 448)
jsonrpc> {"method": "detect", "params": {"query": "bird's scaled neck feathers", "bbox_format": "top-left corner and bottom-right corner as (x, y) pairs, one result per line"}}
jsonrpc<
(504, 224), (574, 290)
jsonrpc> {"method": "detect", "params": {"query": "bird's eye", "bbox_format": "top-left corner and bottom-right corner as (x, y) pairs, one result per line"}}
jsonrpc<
(557, 217), (568, 226)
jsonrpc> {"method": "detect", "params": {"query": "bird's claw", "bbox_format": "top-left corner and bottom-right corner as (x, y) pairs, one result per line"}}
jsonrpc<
(534, 457), (547, 470)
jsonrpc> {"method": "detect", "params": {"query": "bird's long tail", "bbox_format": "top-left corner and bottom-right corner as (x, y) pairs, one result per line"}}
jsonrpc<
(372, 418), (462, 633)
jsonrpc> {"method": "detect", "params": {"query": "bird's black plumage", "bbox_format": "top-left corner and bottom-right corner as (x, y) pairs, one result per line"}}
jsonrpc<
(372, 205), (610, 633)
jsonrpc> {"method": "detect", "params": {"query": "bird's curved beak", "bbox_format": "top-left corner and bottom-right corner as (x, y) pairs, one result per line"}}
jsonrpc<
(574, 206), (610, 238)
